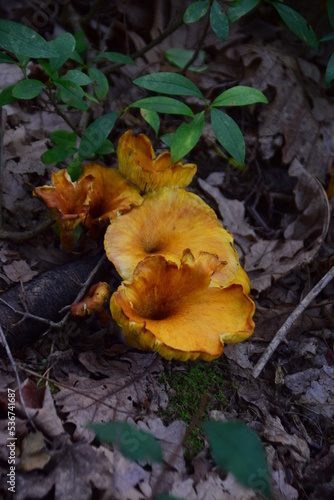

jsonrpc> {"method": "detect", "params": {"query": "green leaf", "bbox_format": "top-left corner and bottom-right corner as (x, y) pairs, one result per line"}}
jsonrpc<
(0, 20), (57, 58)
(41, 145), (77, 164)
(129, 96), (194, 117)
(171, 111), (205, 163)
(61, 69), (91, 86)
(82, 91), (99, 104)
(74, 31), (87, 54)
(67, 157), (82, 181)
(210, 1), (229, 42)
(88, 67), (109, 99)
(89, 422), (163, 464)
(325, 51), (334, 86)
(203, 421), (273, 500)
(0, 52), (16, 64)
(212, 85), (268, 107)
(210, 108), (245, 165)
(94, 51), (135, 65)
(320, 32), (334, 43)
(165, 48), (207, 72)
(38, 59), (55, 77)
(49, 130), (77, 147)
(70, 50), (84, 65)
(134, 72), (205, 100)
(140, 109), (160, 136)
(328, 0), (334, 30)
(0, 84), (16, 106)
(48, 32), (76, 71)
(269, 1), (318, 50)
(12, 79), (44, 99)
(160, 133), (174, 148)
(95, 139), (115, 155)
(227, 0), (261, 23)
(79, 112), (119, 160)
(184, 0), (210, 24)
(57, 80), (89, 110)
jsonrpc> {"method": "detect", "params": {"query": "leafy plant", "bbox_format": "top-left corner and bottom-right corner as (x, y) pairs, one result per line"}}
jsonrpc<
(0, 20), (132, 179)
(131, 73), (267, 165)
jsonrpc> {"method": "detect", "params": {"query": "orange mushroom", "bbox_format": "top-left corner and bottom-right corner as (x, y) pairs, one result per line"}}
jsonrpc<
(71, 282), (111, 324)
(34, 164), (143, 248)
(110, 250), (255, 361)
(104, 187), (248, 291)
(33, 169), (93, 249)
(80, 163), (143, 238)
(117, 130), (197, 192)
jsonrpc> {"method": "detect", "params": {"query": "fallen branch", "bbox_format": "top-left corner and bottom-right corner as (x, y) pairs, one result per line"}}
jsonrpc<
(0, 218), (53, 242)
(0, 325), (36, 429)
(252, 265), (334, 379)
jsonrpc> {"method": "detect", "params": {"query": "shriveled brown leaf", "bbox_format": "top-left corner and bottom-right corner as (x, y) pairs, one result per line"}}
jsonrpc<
(284, 366), (334, 418)
(3, 260), (39, 283)
(54, 351), (164, 441)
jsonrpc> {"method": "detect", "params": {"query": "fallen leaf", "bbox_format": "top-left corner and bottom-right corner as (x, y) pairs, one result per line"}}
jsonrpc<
(19, 431), (51, 472)
(3, 260), (39, 283)
(284, 366), (334, 418)
(54, 351), (164, 441)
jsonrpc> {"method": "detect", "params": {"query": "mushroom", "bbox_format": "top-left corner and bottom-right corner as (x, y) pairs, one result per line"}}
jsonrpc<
(117, 130), (197, 192)
(104, 187), (248, 291)
(110, 250), (255, 361)
(34, 164), (143, 248)
(80, 163), (143, 238)
(71, 282), (111, 324)
(33, 168), (93, 250)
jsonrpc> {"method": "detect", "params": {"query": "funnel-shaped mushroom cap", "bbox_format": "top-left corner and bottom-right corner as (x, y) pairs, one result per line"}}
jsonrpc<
(34, 169), (93, 249)
(34, 164), (143, 248)
(104, 187), (247, 290)
(110, 250), (255, 361)
(81, 163), (143, 237)
(117, 130), (197, 192)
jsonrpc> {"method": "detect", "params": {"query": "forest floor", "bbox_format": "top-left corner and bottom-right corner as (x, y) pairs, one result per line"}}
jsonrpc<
(0, 1), (334, 499)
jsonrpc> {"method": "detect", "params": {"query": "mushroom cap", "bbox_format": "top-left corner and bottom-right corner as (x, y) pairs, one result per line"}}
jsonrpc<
(81, 163), (143, 237)
(117, 130), (197, 192)
(34, 169), (93, 249)
(33, 164), (143, 248)
(104, 187), (248, 291)
(110, 250), (255, 361)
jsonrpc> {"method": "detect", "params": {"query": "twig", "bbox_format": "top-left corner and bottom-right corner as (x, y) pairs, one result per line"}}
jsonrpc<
(252, 265), (334, 379)
(103, 16), (185, 75)
(0, 325), (37, 429)
(0, 108), (3, 228)
(0, 218), (53, 242)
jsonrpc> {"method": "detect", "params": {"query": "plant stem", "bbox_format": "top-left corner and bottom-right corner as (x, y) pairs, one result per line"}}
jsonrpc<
(181, 10), (211, 74)
(103, 16), (185, 75)
(44, 89), (81, 136)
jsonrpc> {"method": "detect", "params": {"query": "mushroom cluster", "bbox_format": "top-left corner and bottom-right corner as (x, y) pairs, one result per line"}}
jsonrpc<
(34, 130), (255, 361)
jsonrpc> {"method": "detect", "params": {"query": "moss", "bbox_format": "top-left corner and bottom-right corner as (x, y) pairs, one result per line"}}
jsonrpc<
(158, 360), (232, 462)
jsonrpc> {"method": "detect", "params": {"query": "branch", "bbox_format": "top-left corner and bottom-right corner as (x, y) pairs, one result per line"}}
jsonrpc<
(0, 218), (53, 242)
(103, 16), (185, 75)
(252, 265), (334, 379)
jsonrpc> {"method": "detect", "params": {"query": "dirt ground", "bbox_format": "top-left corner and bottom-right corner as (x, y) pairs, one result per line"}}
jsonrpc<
(0, 1), (334, 499)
